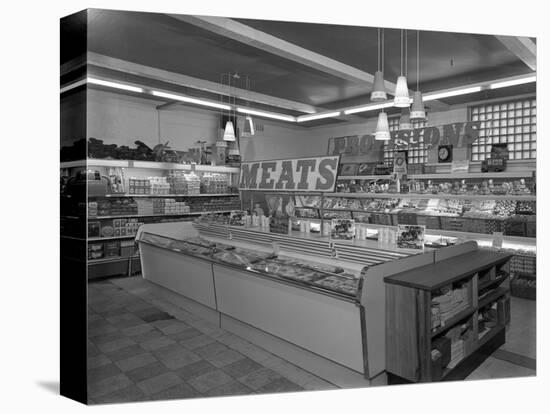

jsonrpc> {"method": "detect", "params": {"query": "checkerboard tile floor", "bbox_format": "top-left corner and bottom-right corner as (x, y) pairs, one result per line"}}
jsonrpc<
(87, 278), (337, 404)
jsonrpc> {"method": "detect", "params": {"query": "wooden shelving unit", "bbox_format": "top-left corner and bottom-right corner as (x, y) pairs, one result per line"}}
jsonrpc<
(384, 249), (512, 383)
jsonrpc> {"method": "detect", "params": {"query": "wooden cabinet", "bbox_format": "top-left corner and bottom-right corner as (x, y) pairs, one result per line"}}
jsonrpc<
(385, 249), (512, 382)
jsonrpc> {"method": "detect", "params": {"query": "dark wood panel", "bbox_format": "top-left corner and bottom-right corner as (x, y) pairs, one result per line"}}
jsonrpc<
(385, 250), (512, 290)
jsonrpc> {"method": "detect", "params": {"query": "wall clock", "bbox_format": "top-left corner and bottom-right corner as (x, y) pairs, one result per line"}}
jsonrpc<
(438, 145), (453, 163)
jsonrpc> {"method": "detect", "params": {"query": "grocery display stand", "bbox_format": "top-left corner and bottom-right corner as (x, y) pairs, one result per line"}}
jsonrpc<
(384, 243), (512, 382)
(60, 159), (242, 279)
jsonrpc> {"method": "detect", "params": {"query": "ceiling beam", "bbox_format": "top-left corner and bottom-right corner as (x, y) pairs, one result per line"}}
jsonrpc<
(87, 52), (318, 114)
(168, 15), (448, 110)
(169, 14), (397, 92)
(86, 52), (366, 123)
(495, 36), (536, 71)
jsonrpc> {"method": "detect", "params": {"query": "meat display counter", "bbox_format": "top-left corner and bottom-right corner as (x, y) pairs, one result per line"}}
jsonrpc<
(136, 221), (491, 383)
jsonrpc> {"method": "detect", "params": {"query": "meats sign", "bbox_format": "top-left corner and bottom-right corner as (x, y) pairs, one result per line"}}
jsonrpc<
(239, 156), (340, 192)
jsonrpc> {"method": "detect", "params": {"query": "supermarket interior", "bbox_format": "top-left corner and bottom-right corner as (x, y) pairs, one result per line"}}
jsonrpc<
(60, 8), (537, 404)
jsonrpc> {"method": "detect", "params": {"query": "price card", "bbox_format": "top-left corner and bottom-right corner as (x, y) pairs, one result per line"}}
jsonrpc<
(492, 232), (503, 249)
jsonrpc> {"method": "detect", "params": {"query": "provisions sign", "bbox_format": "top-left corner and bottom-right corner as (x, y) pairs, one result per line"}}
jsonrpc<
(239, 156), (340, 192)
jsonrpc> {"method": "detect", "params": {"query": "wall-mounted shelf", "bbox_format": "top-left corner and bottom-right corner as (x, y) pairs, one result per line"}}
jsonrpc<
(101, 193), (237, 198)
(325, 192), (535, 201)
(60, 159), (240, 173)
(89, 210), (235, 220)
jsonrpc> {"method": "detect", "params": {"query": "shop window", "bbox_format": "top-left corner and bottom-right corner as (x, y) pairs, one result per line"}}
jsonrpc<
(470, 97), (536, 161)
(383, 117), (428, 165)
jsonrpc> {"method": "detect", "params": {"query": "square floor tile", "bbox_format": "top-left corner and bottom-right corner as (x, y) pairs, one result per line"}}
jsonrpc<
(154, 345), (201, 370)
(169, 327), (203, 342)
(121, 323), (154, 337)
(106, 344), (147, 362)
(256, 377), (303, 394)
(97, 337), (136, 354)
(238, 368), (283, 390)
(142, 312), (175, 323)
(131, 330), (163, 344)
(88, 354), (112, 370)
(179, 334), (215, 350)
(92, 385), (149, 404)
(150, 382), (200, 400)
(126, 361), (170, 383)
(140, 336), (176, 351)
(188, 369), (234, 393)
(222, 358), (263, 378)
(137, 372), (183, 396)
(206, 349), (246, 368)
(175, 360), (217, 381)
(88, 373), (133, 399)
(115, 352), (157, 372)
(88, 363), (122, 383)
(157, 321), (191, 335)
(194, 342), (228, 359)
(88, 324), (118, 338)
(203, 380), (253, 397)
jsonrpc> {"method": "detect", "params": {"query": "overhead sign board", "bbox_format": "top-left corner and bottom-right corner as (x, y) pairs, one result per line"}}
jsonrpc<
(239, 156), (340, 192)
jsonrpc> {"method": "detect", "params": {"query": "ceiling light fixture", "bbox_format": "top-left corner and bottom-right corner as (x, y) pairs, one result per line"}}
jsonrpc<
(399, 107), (412, 131)
(371, 28), (387, 101)
(344, 101), (394, 115)
(423, 86), (482, 101)
(410, 30), (426, 120)
(237, 107), (296, 122)
(87, 77), (144, 93)
(374, 111), (391, 140)
(489, 75), (536, 89)
(223, 73), (236, 141)
(152, 90), (231, 110)
(394, 29), (411, 108)
(240, 75), (255, 137)
(297, 111), (341, 122)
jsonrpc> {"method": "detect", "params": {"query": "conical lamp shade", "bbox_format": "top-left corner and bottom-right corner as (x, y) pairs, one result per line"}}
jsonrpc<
(370, 71), (387, 101)
(374, 111), (391, 140)
(242, 115), (255, 137)
(223, 120), (236, 141)
(399, 108), (412, 131)
(410, 91), (426, 120)
(393, 75), (411, 107)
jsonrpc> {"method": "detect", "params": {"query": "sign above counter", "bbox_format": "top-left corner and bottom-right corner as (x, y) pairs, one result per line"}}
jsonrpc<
(327, 121), (482, 163)
(239, 156), (340, 192)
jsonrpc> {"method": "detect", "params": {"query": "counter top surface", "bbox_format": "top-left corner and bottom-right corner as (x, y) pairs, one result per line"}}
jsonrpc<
(384, 250), (512, 290)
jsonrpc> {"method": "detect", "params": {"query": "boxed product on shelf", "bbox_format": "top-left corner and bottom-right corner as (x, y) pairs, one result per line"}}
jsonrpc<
(88, 221), (101, 238)
(128, 178), (151, 195)
(416, 214), (441, 230)
(120, 240), (136, 257)
(504, 215), (528, 237)
(149, 177), (170, 195)
(511, 273), (536, 300)
(201, 172), (230, 194)
(88, 243), (104, 260)
(100, 222), (115, 238)
(103, 241), (120, 257)
(440, 216), (466, 232)
(136, 199), (154, 215)
(88, 201), (98, 217)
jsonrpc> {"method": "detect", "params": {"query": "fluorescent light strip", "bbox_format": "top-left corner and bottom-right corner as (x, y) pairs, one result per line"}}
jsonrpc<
(237, 107), (296, 122)
(60, 78), (87, 94)
(344, 101), (394, 115)
(297, 111), (341, 122)
(423, 86), (482, 101)
(490, 75), (536, 90)
(87, 77), (144, 93)
(152, 90), (231, 110)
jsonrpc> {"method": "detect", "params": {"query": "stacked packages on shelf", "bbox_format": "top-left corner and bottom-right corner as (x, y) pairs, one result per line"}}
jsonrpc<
(136, 199), (154, 215)
(167, 170), (201, 195)
(201, 173), (229, 194)
(128, 178), (151, 195)
(431, 284), (469, 329)
(88, 218), (143, 239)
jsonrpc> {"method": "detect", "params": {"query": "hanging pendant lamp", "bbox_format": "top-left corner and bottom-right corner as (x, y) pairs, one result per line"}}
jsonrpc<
(410, 30), (426, 120)
(394, 29), (411, 108)
(374, 111), (391, 140)
(399, 107), (412, 131)
(371, 28), (387, 101)
(223, 120), (236, 141)
(242, 115), (255, 137)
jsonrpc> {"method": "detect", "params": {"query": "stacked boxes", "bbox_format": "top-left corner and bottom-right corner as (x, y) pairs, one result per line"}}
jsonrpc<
(103, 241), (120, 257)
(149, 177), (170, 195)
(187, 196), (240, 212)
(201, 173), (229, 194)
(88, 202), (98, 218)
(88, 243), (103, 260)
(128, 178), (151, 194)
(167, 171), (189, 194)
(136, 199), (154, 215)
(185, 172), (201, 195)
(120, 240), (136, 257)
(107, 199), (138, 216)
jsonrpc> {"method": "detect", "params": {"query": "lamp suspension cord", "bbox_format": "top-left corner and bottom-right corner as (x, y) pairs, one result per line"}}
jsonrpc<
(377, 28), (380, 72)
(417, 30), (420, 91)
(400, 29), (403, 76)
(381, 28), (384, 73)
(405, 29), (408, 77)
